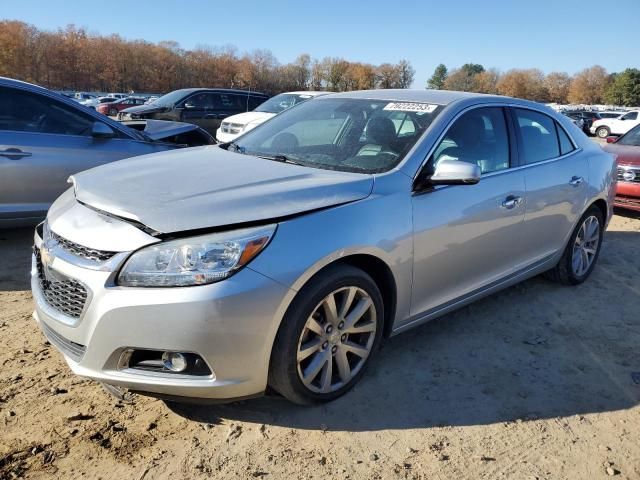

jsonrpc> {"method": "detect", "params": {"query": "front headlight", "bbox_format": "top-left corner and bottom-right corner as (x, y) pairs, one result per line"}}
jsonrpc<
(117, 225), (276, 287)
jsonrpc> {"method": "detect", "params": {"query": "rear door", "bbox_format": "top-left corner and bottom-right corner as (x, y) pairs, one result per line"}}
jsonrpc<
(409, 106), (528, 320)
(511, 107), (588, 262)
(0, 86), (158, 221)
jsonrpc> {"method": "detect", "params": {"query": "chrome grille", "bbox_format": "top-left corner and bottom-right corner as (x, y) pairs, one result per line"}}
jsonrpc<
(40, 321), (86, 362)
(34, 248), (88, 319)
(51, 230), (116, 262)
(617, 166), (640, 183)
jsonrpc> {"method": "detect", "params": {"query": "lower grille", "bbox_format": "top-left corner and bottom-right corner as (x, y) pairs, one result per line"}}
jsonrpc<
(34, 248), (88, 319)
(40, 321), (86, 362)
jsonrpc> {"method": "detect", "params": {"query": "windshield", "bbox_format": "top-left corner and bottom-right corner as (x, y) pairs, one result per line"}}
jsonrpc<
(254, 93), (317, 113)
(617, 124), (640, 146)
(151, 89), (190, 107)
(230, 98), (444, 173)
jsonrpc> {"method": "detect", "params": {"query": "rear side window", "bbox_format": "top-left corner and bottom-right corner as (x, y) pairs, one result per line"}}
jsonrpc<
(556, 123), (575, 155)
(248, 95), (267, 110)
(514, 109), (560, 164)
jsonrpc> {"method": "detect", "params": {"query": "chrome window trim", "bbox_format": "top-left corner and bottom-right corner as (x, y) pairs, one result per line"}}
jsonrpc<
(412, 102), (582, 184)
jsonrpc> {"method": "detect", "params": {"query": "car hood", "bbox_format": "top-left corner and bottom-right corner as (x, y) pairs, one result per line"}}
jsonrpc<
(603, 143), (640, 166)
(122, 119), (208, 142)
(223, 111), (276, 125)
(70, 146), (374, 234)
(120, 104), (167, 115)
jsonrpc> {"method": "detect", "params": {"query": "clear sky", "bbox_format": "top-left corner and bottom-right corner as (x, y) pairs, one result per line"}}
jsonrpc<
(2, 0), (638, 87)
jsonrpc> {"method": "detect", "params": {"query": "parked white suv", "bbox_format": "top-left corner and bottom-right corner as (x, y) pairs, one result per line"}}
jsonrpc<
(590, 110), (640, 138)
(215, 91), (327, 143)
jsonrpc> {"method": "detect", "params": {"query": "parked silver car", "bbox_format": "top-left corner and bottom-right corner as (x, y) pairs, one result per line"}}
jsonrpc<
(32, 90), (616, 405)
(0, 77), (215, 227)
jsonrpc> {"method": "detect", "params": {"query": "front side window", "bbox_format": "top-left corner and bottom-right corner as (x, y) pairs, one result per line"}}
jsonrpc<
(514, 108), (560, 164)
(0, 87), (95, 136)
(621, 112), (638, 121)
(432, 107), (510, 174)
(219, 94), (243, 111)
(184, 93), (216, 110)
(230, 98), (444, 173)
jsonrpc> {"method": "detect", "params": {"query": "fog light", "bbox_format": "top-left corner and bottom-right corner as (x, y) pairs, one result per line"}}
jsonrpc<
(162, 351), (188, 372)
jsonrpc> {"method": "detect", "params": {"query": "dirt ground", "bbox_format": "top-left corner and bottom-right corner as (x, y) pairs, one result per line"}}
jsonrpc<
(1, 211), (639, 480)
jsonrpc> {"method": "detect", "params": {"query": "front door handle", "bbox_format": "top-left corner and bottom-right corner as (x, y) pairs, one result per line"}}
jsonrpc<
(569, 176), (584, 186)
(501, 195), (523, 210)
(203, 114), (217, 119)
(0, 148), (32, 160)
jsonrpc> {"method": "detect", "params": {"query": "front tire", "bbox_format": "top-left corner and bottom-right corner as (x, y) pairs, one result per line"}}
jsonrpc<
(268, 265), (384, 405)
(596, 126), (610, 138)
(109, 108), (118, 116)
(546, 206), (604, 285)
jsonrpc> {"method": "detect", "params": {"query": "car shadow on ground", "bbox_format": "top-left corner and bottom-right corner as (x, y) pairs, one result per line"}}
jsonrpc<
(0, 227), (33, 292)
(169, 229), (640, 431)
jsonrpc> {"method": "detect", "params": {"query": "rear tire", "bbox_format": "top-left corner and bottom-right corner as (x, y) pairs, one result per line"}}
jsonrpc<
(545, 206), (604, 285)
(596, 126), (610, 139)
(268, 264), (384, 405)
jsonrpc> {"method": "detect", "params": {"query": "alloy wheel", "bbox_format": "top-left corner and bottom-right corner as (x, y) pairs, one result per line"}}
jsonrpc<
(296, 286), (377, 393)
(571, 215), (600, 277)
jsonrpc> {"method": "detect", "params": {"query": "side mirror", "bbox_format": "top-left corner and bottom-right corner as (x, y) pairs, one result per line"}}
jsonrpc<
(184, 102), (196, 109)
(429, 160), (481, 186)
(606, 136), (618, 144)
(91, 121), (115, 138)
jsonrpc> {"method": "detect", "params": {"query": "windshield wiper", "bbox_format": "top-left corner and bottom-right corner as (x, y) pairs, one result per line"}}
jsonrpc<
(257, 154), (304, 166)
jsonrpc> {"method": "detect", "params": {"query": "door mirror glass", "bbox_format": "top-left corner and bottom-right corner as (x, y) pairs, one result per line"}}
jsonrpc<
(91, 121), (115, 138)
(430, 160), (481, 185)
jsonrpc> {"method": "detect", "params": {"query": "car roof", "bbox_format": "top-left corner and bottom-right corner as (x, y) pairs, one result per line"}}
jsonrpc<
(277, 91), (328, 96)
(320, 89), (510, 105)
(168, 87), (268, 97)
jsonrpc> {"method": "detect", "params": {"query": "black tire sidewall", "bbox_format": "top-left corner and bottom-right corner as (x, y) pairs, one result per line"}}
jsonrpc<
(268, 265), (384, 405)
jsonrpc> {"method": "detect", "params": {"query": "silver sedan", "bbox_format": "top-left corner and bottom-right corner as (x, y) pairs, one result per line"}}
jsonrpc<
(32, 90), (616, 405)
(0, 77), (214, 227)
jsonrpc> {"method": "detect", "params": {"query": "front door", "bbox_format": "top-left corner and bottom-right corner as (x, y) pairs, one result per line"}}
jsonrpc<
(181, 92), (221, 135)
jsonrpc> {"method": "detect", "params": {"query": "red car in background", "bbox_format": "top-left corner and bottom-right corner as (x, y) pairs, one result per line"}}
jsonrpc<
(97, 96), (147, 117)
(603, 124), (640, 212)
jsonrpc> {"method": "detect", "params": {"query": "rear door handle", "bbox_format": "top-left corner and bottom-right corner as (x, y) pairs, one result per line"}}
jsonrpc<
(501, 195), (523, 210)
(203, 114), (217, 119)
(569, 176), (584, 186)
(0, 148), (32, 159)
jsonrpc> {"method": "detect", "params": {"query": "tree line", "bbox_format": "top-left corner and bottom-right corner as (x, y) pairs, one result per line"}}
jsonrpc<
(427, 63), (640, 106)
(0, 20), (415, 95)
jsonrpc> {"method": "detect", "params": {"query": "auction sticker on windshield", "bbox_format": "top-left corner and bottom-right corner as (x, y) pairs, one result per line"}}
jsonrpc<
(383, 102), (438, 113)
